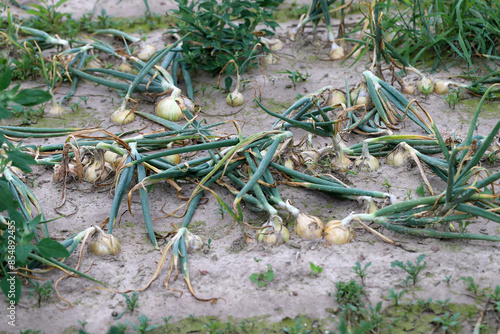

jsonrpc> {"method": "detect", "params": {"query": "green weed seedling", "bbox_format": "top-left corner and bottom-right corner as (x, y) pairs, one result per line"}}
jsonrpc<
(351, 261), (371, 285)
(279, 69), (311, 88)
(432, 312), (460, 332)
(382, 178), (392, 191)
(78, 320), (88, 329)
(129, 315), (161, 334)
(444, 275), (452, 287)
(436, 298), (451, 309)
(415, 182), (425, 197)
(387, 288), (406, 307)
(444, 88), (462, 110)
(457, 220), (471, 233)
(114, 291), (140, 319)
(250, 264), (275, 287)
(460, 276), (484, 296)
(282, 317), (311, 334)
(360, 301), (383, 332)
(335, 280), (366, 319)
(391, 254), (426, 285)
(309, 262), (323, 277)
(489, 285), (500, 312)
(27, 279), (53, 308)
(19, 330), (41, 334)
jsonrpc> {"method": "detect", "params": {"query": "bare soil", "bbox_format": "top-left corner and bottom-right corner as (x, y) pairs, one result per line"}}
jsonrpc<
(2, 1), (500, 333)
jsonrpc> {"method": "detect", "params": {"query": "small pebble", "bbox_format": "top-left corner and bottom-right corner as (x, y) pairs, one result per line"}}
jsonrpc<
(292, 291), (298, 296)
(431, 245), (440, 252)
(199, 269), (208, 275)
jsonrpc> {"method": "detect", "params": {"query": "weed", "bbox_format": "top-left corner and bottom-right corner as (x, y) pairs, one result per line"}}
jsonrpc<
(282, 317), (311, 334)
(114, 291), (140, 319)
(391, 254), (426, 285)
(415, 182), (425, 197)
(416, 297), (433, 310)
(335, 280), (366, 320)
(351, 261), (371, 285)
(460, 276), (483, 296)
(360, 301), (383, 332)
(309, 262), (323, 277)
(489, 285), (500, 312)
(27, 279), (53, 307)
(79, 96), (90, 105)
(19, 330), (42, 334)
(387, 288), (406, 307)
(253, 257), (262, 263)
(382, 178), (392, 191)
(78, 320), (88, 329)
(217, 201), (227, 218)
(444, 88), (462, 110)
(432, 312), (460, 332)
(435, 298), (451, 309)
(204, 238), (212, 250)
(170, 0), (281, 80)
(129, 314), (161, 334)
(403, 189), (412, 200)
(249, 264), (275, 287)
(279, 69), (311, 88)
(444, 275), (452, 287)
(457, 220), (471, 233)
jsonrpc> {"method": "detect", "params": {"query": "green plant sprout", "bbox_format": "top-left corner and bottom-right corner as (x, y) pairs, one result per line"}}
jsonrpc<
(335, 280), (366, 320)
(391, 254), (426, 285)
(129, 314), (161, 334)
(387, 288), (406, 307)
(460, 276), (484, 296)
(432, 312), (460, 332)
(444, 275), (453, 287)
(27, 279), (53, 308)
(415, 182), (425, 197)
(444, 88), (462, 110)
(250, 264), (275, 287)
(282, 317), (311, 334)
(309, 262), (323, 277)
(279, 69), (311, 88)
(351, 261), (371, 285)
(114, 292), (140, 320)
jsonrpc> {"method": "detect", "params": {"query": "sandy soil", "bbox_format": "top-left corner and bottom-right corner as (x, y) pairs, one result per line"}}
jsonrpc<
(1, 1), (500, 333)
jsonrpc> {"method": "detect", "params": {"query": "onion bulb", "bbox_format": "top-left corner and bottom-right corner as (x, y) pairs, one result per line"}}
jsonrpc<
(325, 91), (346, 108)
(89, 227), (121, 256)
(46, 99), (64, 117)
(329, 42), (345, 60)
(111, 108), (135, 125)
(185, 230), (204, 252)
(386, 143), (411, 167)
(263, 53), (279, 64)
(226, 90), (244, 107)
(136, 44), (157, 61)
(354, 142), (379, 172)
(294, 212), (324, 240)
(86, 57), (103, 69)
(403, 82), (415, 95)
(118, 61), (133, 73)
(257, 216), (290, 245)
(323, 220), (354, 245)
(417, 77), (434, 96)
(350, 83), (371, 108)
(155, 94), (184, 121)
(434, 81), (450, 95)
